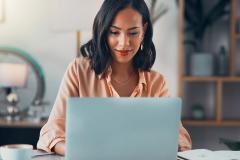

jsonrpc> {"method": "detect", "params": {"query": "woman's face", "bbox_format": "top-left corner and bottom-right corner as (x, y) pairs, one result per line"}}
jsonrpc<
(107, 7), (146, 64)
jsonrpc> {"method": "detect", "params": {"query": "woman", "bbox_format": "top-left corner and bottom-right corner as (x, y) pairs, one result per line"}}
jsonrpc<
(37, 0), (192, 155)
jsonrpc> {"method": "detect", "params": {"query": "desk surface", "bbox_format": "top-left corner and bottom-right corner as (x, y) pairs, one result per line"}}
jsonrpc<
(0, 154), (63, 160)
(32, 155), (64, 160)
(0, 155), (63, 160)
(0, 118), (47, 128)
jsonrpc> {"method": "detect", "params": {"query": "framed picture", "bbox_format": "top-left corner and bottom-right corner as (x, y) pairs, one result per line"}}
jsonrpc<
(0, 0), (3, 22)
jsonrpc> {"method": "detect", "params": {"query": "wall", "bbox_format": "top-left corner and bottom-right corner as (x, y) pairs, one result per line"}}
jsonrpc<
(152, 0), (178, 97)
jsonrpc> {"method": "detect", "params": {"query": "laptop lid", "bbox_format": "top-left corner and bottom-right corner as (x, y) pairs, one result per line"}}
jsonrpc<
(66, 97), (181, 160)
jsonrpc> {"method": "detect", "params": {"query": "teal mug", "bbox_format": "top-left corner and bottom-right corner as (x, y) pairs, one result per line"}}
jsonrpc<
(0, 144), (33, 160)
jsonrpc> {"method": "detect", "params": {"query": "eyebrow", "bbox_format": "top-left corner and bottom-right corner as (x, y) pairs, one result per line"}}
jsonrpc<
(110, 25), (140, 31)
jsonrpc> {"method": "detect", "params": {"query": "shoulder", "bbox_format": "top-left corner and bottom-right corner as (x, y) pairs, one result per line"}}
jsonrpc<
(144, 69), (166, 84)
(142, 69), (170, 97)
(67, 56), (92, 72)
(70, 56), (91, 67)
(63, 56), (95, 82)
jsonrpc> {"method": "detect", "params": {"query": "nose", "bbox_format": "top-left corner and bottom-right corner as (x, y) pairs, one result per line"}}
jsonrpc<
(118, 33), (130, 48)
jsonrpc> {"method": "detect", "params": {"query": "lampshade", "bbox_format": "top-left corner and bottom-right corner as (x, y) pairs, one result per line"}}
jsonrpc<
(0, 63), (28, 88)
(0, 0), (3, 22)
(50, 0), (104, 31)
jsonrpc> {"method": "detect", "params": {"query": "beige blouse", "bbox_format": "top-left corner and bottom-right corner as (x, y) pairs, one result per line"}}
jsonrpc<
(37, 56), (192, 152)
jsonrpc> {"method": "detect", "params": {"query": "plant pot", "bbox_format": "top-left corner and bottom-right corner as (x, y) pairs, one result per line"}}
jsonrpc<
(190, 53), (214, 76)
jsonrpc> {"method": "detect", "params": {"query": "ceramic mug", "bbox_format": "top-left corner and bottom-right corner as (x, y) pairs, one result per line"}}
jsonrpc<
(0, 144), (33, 160)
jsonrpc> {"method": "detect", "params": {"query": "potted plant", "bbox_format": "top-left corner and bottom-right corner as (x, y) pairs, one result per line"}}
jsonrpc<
(183, 0), (230, 76)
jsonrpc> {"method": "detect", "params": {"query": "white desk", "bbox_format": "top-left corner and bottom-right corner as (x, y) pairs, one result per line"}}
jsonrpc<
(32, 155), (64, 160)
(0, 118), (46, 128)
(0, 155), (64, 160)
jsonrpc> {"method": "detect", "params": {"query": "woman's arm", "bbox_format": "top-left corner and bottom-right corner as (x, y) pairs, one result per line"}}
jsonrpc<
(155, 74), (192, 151)
(37, 59), (80, 153)
(53, 141), (66, 156)
(178, 123), (192, 151)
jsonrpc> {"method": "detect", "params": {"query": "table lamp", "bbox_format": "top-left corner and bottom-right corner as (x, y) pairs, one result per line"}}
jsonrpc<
(0, 0), (3, 22)
(0, 63), (28, 121)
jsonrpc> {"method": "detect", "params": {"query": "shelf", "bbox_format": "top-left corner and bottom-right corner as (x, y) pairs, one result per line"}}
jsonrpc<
(182, 76), (240, 82)
(179, 0), (240, 127)
(0, 119), (46, 128)
(183, 120), (240, 127)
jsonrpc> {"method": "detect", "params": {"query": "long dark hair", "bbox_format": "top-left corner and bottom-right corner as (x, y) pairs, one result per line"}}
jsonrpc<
(80, 0), (156, 75)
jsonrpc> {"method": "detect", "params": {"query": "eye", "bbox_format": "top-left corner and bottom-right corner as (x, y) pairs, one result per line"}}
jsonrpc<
(109, 31), (119, 36)
(129, 32), (139, 36)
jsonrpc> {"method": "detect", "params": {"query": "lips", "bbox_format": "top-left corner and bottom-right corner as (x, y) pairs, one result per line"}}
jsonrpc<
(115, 49), (133, 56)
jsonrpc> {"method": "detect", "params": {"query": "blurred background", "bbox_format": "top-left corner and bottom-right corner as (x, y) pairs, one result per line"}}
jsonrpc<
(0, 0), (239, 151)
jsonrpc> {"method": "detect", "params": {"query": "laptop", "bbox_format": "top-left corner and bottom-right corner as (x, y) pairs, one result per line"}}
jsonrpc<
(66, 98), (182, 160)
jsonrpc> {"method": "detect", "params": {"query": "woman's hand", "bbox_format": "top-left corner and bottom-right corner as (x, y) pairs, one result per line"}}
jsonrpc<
(53, 141), (65, 156)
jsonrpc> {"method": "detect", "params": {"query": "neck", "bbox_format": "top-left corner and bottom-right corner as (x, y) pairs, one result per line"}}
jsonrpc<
(111, 61), (136, 80)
